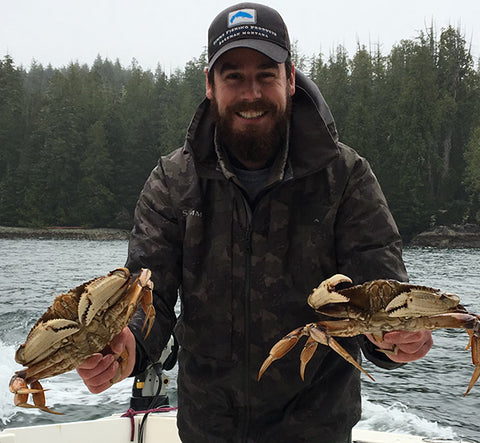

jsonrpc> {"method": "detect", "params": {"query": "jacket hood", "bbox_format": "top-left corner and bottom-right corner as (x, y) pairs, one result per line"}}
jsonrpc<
(184, 69), (340, 178)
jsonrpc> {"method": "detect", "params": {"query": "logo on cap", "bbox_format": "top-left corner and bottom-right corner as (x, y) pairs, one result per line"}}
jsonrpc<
(228, 9), (257, 27)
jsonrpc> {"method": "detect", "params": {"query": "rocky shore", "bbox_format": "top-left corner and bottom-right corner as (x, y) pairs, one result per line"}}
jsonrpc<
(409, 224), (480, 248)
(0, 226), (130, 241)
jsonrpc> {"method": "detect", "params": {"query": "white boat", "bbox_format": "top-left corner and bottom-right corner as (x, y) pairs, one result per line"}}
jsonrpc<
(0, 411), (468, 443)
(3, 343), (473, 443)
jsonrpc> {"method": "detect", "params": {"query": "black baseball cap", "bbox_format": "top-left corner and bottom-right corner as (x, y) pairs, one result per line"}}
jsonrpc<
(207, 2), (291, 70)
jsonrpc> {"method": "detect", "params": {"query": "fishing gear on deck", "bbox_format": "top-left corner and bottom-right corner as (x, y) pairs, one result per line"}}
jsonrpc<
(130, 336), (178, 411)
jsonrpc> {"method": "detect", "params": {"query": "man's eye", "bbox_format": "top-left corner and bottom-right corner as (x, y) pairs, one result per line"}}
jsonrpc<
(259, 72), (276, 79)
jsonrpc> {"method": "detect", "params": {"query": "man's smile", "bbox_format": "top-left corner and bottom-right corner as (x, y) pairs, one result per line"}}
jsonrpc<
(237, 110), (267, 120)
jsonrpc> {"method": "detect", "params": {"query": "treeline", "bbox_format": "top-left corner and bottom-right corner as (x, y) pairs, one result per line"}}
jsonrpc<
(0, 54), (207, 228)
(1, 25), (479, 238)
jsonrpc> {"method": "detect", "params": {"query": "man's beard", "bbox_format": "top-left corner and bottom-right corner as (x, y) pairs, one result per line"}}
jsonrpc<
(210, 94), (292, 169)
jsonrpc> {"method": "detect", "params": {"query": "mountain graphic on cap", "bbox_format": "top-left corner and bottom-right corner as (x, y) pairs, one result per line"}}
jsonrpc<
(230, 11), (254, 24)
(208, 3), (291, 69)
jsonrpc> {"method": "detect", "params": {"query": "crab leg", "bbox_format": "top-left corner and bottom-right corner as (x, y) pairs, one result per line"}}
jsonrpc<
(258, 326), (307, 380)
(125, 269), (155, 338)
(299, 337), (318, 380)
(258, 323), (375, 382)
(259, 312), (480, 393)
(464, 320), (480, 396)
(306, 323), (374, 381)
(140, 282), (155, 338)
(322, 313), (480, 395)
(10, 377), (62, 415)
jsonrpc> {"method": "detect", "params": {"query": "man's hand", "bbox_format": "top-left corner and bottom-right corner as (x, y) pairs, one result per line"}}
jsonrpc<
(365, 330), (433, 363)
(77, 327), (136, 393)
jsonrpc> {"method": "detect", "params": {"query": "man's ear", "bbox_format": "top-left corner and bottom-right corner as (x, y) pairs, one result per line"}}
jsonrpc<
(288, 64), (296, 96)
(205, 67), (213, 100)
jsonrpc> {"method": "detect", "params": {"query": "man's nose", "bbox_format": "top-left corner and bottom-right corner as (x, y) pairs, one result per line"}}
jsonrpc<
(241, 79), (262, 100)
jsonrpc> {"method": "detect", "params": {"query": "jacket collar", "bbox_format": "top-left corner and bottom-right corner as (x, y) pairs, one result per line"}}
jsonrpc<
(184, 70), (339, 179)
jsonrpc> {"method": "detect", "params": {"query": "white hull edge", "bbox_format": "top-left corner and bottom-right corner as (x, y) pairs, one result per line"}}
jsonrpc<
(0, 413), (463, 443)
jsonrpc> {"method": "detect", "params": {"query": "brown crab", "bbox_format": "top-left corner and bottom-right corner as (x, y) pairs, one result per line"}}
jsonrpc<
(258, 274), (480, 396)
(9, 267), (155, 414)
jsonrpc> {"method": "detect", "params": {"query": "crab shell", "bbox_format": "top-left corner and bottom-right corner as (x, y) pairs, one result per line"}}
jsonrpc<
(308, 274), (462, 320)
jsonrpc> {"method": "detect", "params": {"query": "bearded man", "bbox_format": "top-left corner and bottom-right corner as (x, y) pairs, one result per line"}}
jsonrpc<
(78, 3), (433, 442)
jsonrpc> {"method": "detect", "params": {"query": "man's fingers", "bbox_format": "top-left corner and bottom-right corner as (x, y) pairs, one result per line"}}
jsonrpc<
(367, 330), (433, 363)
(382, 330), (426, 345)
(77, 353), (115, 378)
(77, 354), (119, 393)
(110, 327), (136, 382)
(399, 331), (433, 357)
(109, 330), (127, 355)
(76, 328), (136, 394)
(86, 360), (119, 394)
(77, 353), (104, 370)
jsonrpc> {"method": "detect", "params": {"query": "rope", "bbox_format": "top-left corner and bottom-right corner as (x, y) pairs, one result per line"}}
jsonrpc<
(121, 406), (178, 442)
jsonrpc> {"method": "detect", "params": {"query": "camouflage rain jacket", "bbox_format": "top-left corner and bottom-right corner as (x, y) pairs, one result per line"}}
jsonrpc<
(126, 71), (408, 442)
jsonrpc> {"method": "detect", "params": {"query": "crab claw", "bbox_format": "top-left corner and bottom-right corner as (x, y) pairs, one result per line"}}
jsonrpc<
(78, 268), (130, 326)
(385, 287), (460, 317)
(258, 327), (307, 380)
(9, 377), (62, 415)
(308, 274), (352, 310)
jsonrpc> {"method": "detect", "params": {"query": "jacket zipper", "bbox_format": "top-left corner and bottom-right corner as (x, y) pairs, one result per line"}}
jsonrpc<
(242, 223), (253, 442)
(233, 179), (287, 441)
(238, 188), (253, 442)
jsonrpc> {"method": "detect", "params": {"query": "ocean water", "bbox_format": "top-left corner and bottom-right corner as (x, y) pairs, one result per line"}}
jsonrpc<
(0, 239), (479, 441)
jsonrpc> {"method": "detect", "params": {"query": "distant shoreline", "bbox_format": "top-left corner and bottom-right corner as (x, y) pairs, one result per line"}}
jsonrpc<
(0, 226), (130, 241)
(409, 224), (480, 248)
(2, 224), (480, 247)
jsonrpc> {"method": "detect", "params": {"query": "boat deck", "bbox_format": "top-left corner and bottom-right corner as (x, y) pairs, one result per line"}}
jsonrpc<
(0, 412), (463, 443)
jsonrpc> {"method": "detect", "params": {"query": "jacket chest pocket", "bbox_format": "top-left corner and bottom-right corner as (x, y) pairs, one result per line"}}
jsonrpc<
(288, 198), (338, 288)
(177, 208), (235, 362)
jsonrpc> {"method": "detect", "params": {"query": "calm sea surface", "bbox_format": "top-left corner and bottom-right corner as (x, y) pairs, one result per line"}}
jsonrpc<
(0, 239), (479, 441)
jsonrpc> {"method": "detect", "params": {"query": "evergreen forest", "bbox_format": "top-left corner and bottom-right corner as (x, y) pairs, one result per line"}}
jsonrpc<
(1, 26), (480, 239)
